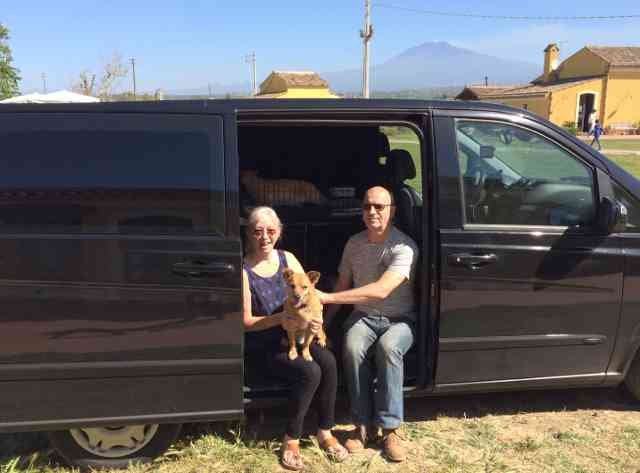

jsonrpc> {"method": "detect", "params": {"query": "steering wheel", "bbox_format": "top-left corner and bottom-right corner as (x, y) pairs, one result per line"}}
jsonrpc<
(498, 129), (513, 144)
(464, 159), (489, 218)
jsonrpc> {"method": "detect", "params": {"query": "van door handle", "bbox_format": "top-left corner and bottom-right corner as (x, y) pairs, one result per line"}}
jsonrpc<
(448, 253), (498, 270)
(172, 261), (235, 277)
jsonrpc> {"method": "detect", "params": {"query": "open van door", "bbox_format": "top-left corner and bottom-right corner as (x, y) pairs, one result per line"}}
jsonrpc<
(0, 112), (245, 465)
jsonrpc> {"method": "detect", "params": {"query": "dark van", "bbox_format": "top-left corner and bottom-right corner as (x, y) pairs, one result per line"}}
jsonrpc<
(1, 99), (639, 468)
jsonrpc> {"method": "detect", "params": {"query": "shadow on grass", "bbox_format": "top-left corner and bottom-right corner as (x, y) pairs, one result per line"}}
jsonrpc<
(402, 385), (639, 423)
(1, 386), (637, 469)
(187, 385), (639, 447)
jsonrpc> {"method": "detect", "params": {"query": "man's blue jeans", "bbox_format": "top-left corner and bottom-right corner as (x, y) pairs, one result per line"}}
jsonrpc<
(343, 311), (415, 429)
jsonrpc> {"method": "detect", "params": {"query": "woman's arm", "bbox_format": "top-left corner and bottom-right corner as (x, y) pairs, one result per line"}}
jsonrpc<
(284, 250), (305, 273)
(242, 269), (285, 332)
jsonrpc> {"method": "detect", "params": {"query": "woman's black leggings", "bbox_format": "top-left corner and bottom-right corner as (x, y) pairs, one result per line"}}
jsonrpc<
(268, 343), (338, 439)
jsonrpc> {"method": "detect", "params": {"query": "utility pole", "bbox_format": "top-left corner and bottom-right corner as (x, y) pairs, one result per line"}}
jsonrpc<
(130, 57), (137, 99)
(41, 73), (47, 94)
(244, 52), (257, 96)
(360, 0), (373, 98)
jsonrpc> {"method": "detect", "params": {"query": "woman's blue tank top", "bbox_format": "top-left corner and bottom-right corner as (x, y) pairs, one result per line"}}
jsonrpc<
(244, 250), (289, 352)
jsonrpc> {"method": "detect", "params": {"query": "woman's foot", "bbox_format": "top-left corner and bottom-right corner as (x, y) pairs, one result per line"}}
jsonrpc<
(280, 436), (304, 471)
(317, 430), (348, 463)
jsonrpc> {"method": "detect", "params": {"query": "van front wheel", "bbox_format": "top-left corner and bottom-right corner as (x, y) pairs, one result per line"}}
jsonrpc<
(48, 423), (181, 469)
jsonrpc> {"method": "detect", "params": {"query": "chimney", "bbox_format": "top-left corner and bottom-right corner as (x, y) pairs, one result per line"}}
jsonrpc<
(543, 43), (560, 82)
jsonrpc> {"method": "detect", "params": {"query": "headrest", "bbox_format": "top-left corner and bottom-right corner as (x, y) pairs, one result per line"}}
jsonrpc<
(375, 131), (391, 155)
(386, 149), (416, 182)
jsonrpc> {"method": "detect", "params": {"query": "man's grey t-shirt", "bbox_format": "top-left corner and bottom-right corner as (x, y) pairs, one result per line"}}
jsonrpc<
(338, 226), (418, 320)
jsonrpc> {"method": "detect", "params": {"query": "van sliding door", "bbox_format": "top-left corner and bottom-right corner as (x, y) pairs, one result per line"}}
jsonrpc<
(0, 113), (244, 431)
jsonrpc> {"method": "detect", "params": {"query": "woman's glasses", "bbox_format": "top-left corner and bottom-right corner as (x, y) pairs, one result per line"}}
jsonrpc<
(252, 227), (278, 238)
(362, 203), (394, 212)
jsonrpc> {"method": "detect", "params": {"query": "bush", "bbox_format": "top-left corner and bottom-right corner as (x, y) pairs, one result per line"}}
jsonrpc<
(562, 121), (578, 136)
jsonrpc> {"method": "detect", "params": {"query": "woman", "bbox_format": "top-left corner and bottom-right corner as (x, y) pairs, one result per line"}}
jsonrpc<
(242, 206), (348, 471)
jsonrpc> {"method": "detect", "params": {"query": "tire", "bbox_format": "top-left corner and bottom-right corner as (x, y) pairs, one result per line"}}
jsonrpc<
(625, 352), (640, 400)
(48, 423), (182, 469)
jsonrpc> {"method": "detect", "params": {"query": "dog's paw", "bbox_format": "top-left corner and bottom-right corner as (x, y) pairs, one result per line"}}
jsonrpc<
(318, 338), (327, 348)
(302, 350), (313, 362)
(288, 349), (299, 361)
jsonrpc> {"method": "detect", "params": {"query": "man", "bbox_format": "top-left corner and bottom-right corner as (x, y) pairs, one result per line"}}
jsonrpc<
(319, 186), (418, 462)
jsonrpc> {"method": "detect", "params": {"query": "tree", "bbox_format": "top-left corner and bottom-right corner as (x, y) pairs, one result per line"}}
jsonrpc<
(0, 23), (21, 99)
(72, 53), (128, 99)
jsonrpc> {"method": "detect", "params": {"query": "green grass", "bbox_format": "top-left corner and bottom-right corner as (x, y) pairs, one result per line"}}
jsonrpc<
(595, 140), (640, 152)
(607, 154), (640, 177)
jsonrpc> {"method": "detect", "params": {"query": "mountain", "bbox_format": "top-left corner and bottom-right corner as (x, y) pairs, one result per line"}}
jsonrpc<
(323, 41), (540, 93)
(167, 41), (540, 97)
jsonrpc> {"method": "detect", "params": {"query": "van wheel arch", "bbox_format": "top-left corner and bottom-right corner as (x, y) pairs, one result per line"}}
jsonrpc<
(48, 423), (181, 469)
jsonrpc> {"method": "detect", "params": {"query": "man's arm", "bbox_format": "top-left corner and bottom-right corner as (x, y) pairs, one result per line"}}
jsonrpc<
(321, 270), (407, 306)
(321, 271), (353, 325)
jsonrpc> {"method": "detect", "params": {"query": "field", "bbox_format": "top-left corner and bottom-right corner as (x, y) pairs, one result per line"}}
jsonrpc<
(386, 129), (640, 187)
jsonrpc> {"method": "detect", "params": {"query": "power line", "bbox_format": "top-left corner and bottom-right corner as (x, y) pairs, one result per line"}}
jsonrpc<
(373, 2), (640, 20)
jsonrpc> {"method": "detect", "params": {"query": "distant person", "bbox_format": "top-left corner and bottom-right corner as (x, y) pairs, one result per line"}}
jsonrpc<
(590, 119), (604, 151)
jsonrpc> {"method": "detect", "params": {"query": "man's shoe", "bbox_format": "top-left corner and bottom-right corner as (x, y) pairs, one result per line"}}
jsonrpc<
(382, 429), (406, 462)
(344, 425), (367, 453)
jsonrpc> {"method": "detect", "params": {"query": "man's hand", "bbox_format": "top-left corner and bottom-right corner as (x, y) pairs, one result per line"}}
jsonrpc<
(315, 289), (329, 305)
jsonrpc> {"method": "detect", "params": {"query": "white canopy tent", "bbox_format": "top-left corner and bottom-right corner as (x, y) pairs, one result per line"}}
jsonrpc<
(0, 90), (100, 104)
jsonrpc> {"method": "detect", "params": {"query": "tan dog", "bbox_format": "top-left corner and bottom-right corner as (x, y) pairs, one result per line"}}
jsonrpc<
(282, 268), (326, 361)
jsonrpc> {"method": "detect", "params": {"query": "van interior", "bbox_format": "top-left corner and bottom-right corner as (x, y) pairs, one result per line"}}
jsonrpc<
(237, 121), (427, 396)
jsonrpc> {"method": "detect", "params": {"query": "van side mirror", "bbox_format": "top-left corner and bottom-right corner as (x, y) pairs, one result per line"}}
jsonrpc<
(598, 197), (627, 233)
(479, 145), (495, 159)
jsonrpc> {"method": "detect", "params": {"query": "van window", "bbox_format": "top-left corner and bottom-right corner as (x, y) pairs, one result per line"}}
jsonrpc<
(380, 125), (422, 194)
(0, 121), (224, 234)
(455, 120), (596, 227)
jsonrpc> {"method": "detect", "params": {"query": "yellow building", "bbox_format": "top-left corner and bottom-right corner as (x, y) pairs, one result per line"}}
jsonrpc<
(457, 44), (640, 133)
(256, 71), (340, 99)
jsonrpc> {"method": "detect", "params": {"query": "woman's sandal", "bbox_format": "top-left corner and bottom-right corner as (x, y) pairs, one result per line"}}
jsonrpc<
(280, 439), (305, 471)
(318, 436), (349, 463)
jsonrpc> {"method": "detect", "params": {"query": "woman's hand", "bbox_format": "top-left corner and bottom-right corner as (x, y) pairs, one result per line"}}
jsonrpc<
(280, 312), (302, 331)
(309, 319), (322, 334)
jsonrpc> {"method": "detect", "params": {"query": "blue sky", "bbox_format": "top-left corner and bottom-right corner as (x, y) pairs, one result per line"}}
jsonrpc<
(3, 0), (639, 94)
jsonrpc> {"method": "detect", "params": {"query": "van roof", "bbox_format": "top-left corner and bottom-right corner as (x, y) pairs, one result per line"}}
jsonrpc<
(0, 98), (525, 116)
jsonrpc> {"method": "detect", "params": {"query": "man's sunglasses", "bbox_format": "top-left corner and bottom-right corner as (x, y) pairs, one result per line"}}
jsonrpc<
(362, 203), (394, 212)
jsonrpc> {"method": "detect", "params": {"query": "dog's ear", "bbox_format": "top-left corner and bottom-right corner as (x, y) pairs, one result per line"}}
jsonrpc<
(307, 271), (321, 285)
(283, 268), (295, 282)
